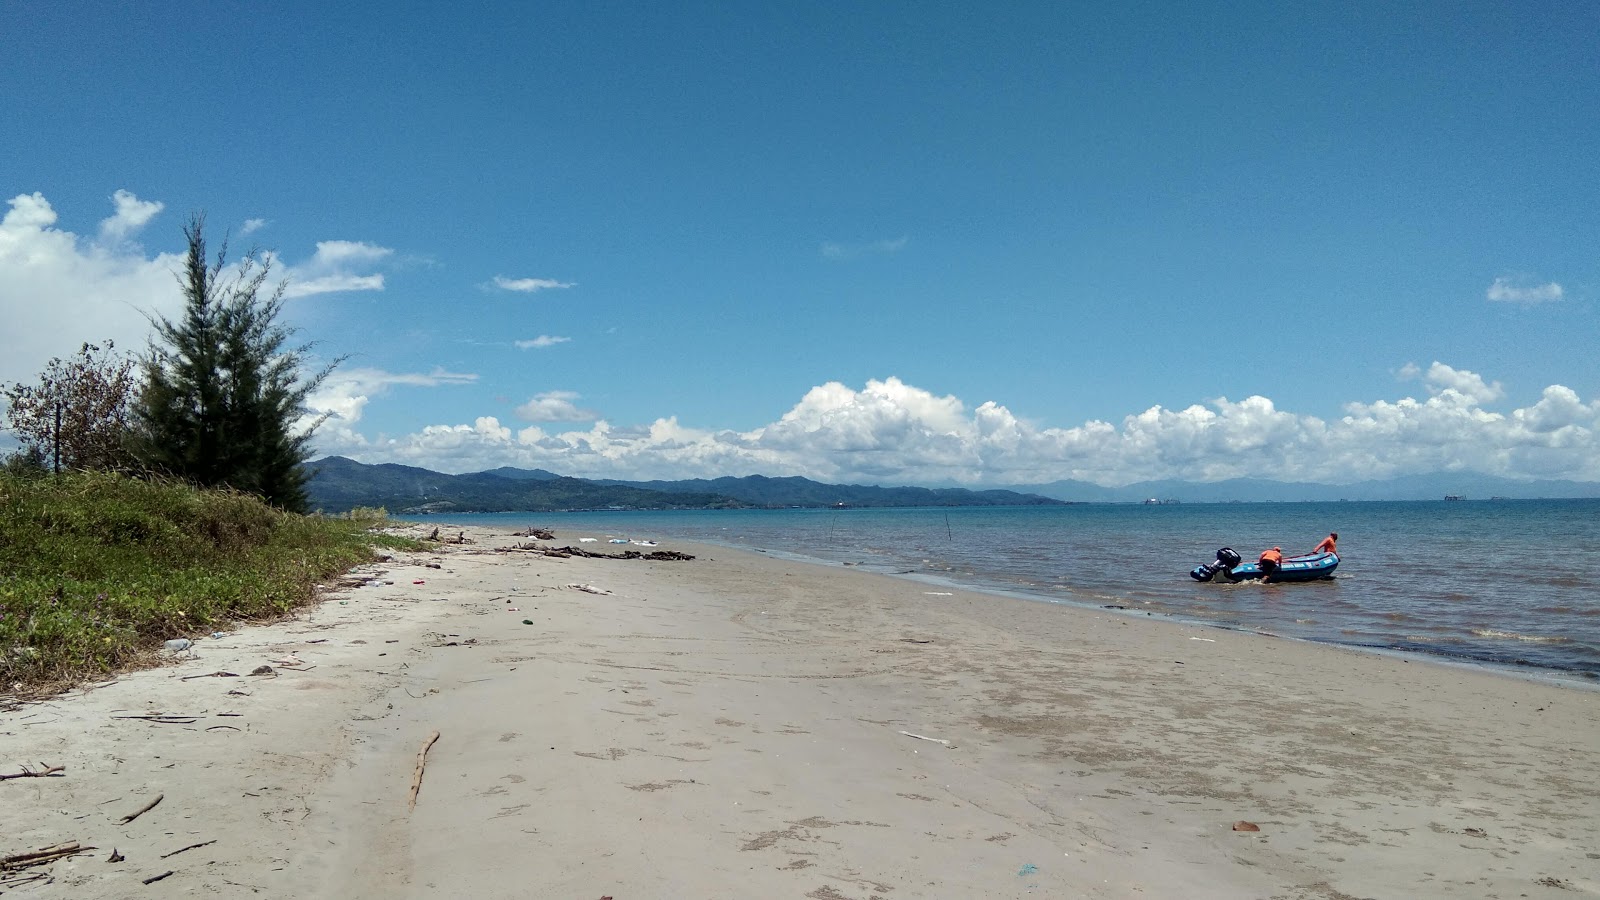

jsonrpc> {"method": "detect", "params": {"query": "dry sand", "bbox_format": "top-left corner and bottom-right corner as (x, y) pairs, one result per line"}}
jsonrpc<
(3, 524), (1597, 898)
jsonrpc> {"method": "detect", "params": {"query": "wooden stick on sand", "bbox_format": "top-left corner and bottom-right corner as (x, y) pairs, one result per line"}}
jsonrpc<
(1, 842), (94, 870)
(0, 763), (64, 781)
(117, 793), (163, 825)
(408, 730), (441, 811)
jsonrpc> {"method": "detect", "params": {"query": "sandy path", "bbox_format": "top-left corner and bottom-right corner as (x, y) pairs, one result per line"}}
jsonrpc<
(3, 526), (1596, 898)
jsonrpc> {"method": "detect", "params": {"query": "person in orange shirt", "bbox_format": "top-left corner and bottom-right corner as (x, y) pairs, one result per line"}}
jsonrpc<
(1313, 532), (1338, 555)
(1258, 546), (1283, 582)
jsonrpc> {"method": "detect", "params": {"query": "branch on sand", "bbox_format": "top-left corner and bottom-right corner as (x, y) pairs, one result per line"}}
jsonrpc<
(408, 730), (441, 811)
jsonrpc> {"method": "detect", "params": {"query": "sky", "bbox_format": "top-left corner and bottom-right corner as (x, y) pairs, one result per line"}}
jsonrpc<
(3, 1), (1597, 487)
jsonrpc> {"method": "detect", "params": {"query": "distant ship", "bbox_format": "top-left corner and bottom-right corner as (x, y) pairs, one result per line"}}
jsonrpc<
(1444, 495), (1465, 501)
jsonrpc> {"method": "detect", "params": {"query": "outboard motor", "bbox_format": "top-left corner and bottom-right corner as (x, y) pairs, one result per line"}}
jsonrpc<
(1215, 547), (1242, 568)
(1190, 562), (1218, 581)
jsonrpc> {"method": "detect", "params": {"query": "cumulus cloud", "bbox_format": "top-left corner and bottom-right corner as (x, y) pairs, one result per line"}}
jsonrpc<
(280, 240), (394, 298)
(306, 366), (477, 428)
(820, 236), (909, 260)
(1400, 361), (1505, 405)
(491, 275), (574, 293)
(0, 190), (408, 391)
(1487, 276), (1563, 304)
(239, 218), (267, 236)
(515, 335), (571, 349)
(514, 391), (597, 422)
(97, 189), (164, 246)
(312, 372), (1600, 485)
(0, 191), (187, 387)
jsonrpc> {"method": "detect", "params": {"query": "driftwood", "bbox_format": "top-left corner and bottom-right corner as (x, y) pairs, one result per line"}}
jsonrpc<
(180, 671), (238, 681)
(142, 870), (174, 884)
(899, 730), (955, 748)
(0, 763), (64, 781)
(112, 715), (197, 724)
(160, 839), (216, 859)
(117, 793), (163, 825)
(1, 841), (94, 870)
(511, 527), (555, 540)
(408, 730), (441, 811)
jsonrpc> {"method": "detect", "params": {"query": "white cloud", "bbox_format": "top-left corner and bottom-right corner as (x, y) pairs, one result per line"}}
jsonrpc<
(1487, 276), (1563, 304)
(1403, 361), (1504, 405)
(0, 190), (405, 391)
(514, 390), (597, 422)
(820, 236), (910, 260)
(306, 366), (477, 428)
(97, 190), (164, 246)
(315, 371), (1600, 485)
(239, 218), (267, 236)
(0, 191), (187, 387)
(492, 275), (574, 293)
(280, 240), (394, 298)
(515, 335), (571, 349)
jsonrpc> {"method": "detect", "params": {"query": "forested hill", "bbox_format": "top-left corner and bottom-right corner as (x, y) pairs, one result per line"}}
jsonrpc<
(306, 458), (1067, 513)
(306, 457), (743, 513)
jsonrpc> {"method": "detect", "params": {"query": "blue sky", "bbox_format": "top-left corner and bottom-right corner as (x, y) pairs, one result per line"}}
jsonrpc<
(3, 1), (1597, 486)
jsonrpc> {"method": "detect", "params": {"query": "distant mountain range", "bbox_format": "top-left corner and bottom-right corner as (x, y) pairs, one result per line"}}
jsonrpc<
(306, 456), (1600, 514)
(306, 457), (1068, 513)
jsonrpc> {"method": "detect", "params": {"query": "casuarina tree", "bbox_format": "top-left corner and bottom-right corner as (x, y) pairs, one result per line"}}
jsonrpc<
(133, 215), (335, 512)
(3, 341), (139, 473)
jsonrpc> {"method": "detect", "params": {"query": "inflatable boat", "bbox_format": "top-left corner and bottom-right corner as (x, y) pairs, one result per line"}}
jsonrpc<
(1190, 548), (1339, 583)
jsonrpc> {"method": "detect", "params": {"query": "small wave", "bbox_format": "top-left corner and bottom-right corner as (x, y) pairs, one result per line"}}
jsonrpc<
(1470, 629), (1572, 644)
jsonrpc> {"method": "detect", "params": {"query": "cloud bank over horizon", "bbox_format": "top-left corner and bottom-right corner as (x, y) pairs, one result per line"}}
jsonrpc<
(6, 190), (1595, 489)
(306, 368), (1600, 488)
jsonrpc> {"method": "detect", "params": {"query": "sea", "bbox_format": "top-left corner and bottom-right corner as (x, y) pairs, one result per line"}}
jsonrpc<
(432, 500), (1600, 686)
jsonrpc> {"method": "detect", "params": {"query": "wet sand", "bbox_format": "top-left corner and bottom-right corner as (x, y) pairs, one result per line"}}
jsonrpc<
(3, 524), (1596, 898)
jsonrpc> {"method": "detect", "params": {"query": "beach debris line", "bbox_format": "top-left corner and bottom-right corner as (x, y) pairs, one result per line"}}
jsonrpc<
(0, 762), (64, 781)
(408, 730), (441, 811)
(117, 794), (164, 825)
(498, 543), (695, 561)
(898, 730), (956, 748)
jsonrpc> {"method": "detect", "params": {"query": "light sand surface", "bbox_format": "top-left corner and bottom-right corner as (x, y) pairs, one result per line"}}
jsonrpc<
(3, 524), (1597, 898)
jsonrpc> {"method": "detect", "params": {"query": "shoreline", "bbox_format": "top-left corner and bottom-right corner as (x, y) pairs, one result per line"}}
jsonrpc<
(641, 534), (1600, 692)
(3, 523), (1596, 897)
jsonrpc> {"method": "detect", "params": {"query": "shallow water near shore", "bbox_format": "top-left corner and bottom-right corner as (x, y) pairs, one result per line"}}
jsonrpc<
(433, 499), (1600, 681)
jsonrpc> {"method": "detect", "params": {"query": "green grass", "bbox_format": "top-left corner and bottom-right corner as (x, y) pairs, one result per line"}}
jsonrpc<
(0, 470), (422, 693)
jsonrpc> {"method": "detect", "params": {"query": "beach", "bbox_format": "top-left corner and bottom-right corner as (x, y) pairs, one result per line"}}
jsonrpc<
(3, 524), (1596, 898)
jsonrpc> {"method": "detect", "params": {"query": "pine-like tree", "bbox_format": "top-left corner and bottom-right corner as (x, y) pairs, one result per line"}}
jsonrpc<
(133, 215), (335, 512)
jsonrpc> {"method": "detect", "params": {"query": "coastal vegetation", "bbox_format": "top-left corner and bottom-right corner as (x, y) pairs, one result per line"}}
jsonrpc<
(0, 469), (418, 694)
(3, 216), (333, 514)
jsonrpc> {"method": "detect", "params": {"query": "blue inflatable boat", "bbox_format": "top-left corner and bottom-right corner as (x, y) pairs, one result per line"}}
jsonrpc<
(1191, 548), (1339, 583)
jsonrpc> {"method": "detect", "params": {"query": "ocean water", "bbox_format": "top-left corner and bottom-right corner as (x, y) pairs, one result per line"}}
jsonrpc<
(434, 500), (1600, 683)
